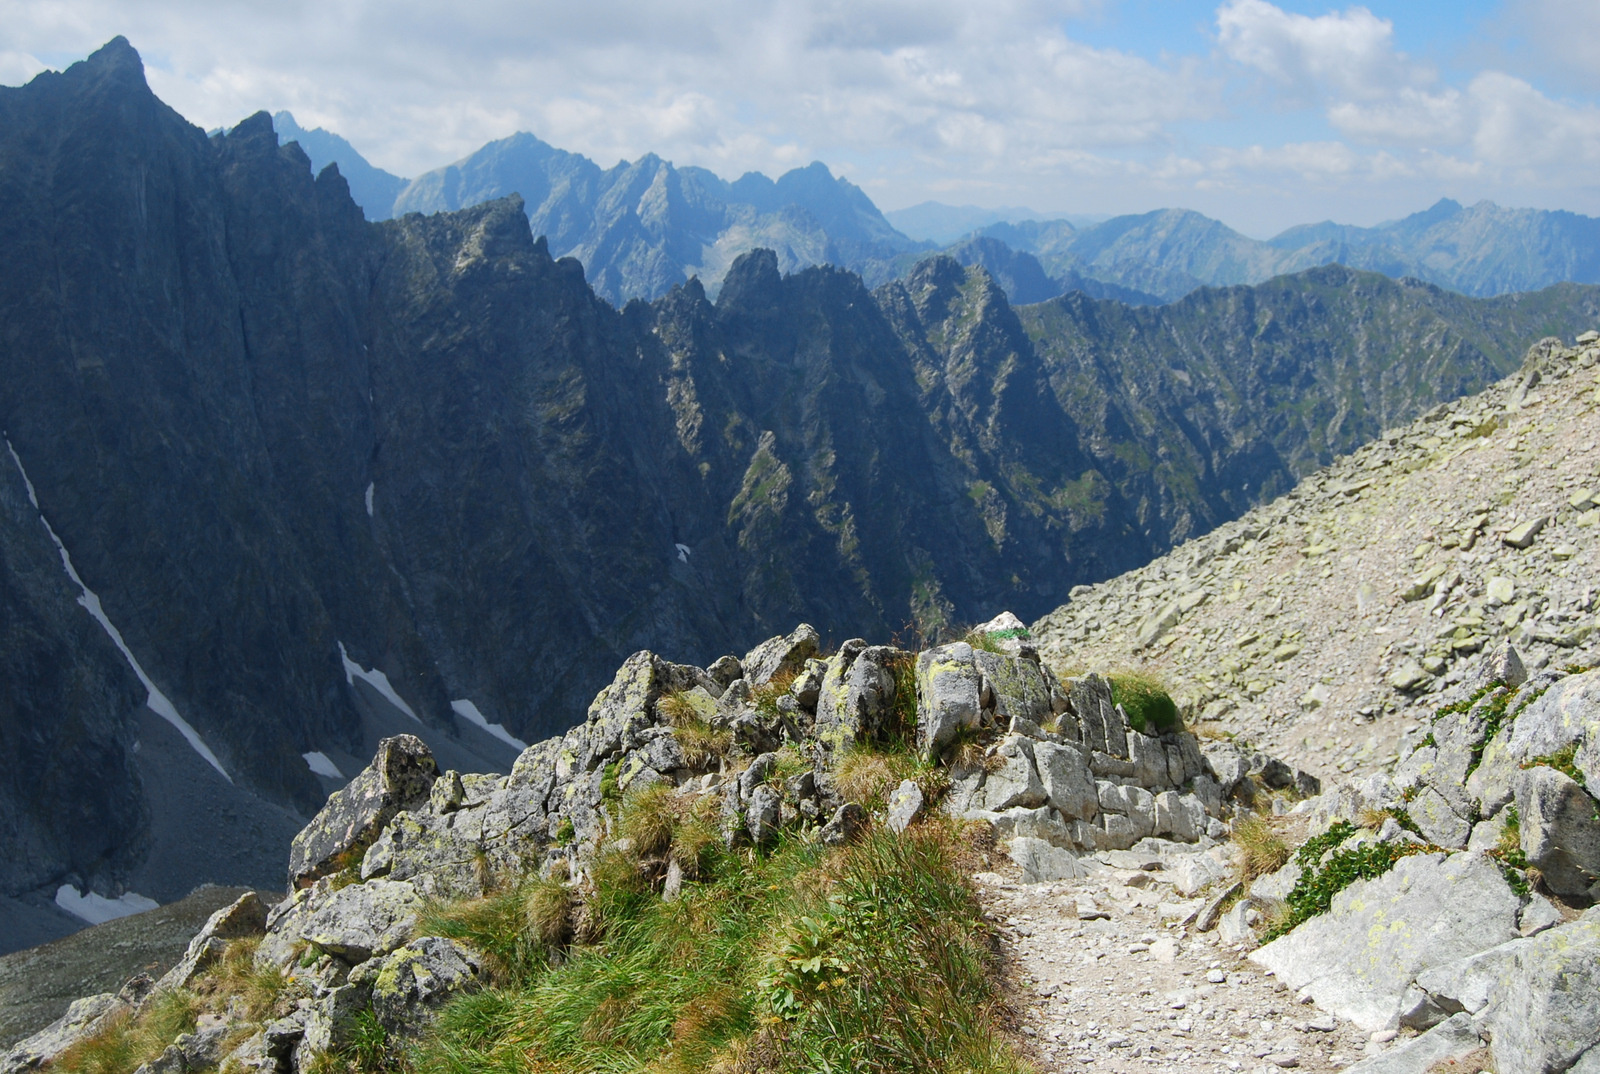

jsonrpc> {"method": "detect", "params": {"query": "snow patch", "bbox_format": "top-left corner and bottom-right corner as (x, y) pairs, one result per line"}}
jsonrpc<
(338, 642), (420, 722)
(365, 482), (374, 517)
(5, 437), (232, 782)
(303, 751), (343, 778)
(675, 543), (691, 563)
(451, 698), (528, 751)
(55, 884), (159, 925)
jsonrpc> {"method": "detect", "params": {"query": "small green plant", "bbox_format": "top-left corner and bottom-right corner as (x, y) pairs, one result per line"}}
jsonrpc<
(347, 1009), (392, 1073)
(750, 669), (799, 722)
(553, 817), (575, 846)
(1487, 806), (1533, 896)
(419, 877), (572, 987)
(964, 630), (1005, 654)
(1524, 743), (1587, 788)
(599, 761), (622, 803)
(618, 781), (677, 857)
(204, 936), (292, 1020)
(1108, 671), (1181, 734)
(1264, 839), (1426, 941)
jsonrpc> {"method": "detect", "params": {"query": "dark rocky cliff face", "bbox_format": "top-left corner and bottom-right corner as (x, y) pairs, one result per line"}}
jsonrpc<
(2, 38), (1598, 931)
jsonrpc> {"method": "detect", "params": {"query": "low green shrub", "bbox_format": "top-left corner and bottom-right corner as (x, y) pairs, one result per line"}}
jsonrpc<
(1262, 824), (1427, 941)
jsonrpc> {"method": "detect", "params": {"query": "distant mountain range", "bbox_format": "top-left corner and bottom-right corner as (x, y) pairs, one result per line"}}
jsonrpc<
(4, 40), (1600, 953)
(272, 113), (1600, 309)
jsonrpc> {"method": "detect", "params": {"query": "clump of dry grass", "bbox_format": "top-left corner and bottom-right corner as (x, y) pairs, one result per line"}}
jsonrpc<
(1232, 813), (1292, 881)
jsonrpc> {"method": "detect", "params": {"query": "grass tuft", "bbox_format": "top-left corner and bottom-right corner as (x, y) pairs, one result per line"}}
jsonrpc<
(1108, 671), (1182, 734)
(1232, 814), (1292, 881)
(415, 821), (1030, 1074)
(51, 989), (202, 1074)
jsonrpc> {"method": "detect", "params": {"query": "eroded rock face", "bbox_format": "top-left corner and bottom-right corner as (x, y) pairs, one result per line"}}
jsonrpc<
(287, 735), (438, 889)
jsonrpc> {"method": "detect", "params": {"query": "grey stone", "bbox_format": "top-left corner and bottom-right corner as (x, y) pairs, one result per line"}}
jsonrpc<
(1409, 787), (1472, 849)
(820, 803), (867, 846)
(1167, 849), (1230, 896)
(706, 655), (743, 687)
(1388, 658), (1431, 692)
(1218, 899), (1258, 946)
(1250, 859), (1303, 902)
(287, 734), (439, 889)
(1, 993), (122, 1074)
(1202, 741), (1251, 797)
(1195, 882), (1243, 932)
(154, 890), (267, 992)
(1032, 741), (1099, 820)
(816, 643), (901, 752)
(979, 736), (1046, 811)
(1334, 1014), (1482, 1074)
(1153, 791), (1206, 843)
(354, 935), (482, 1037)
(886, 780), (924, 834)
(741, 624), (820, 687)
(300, 982), (373, 1060)
(1068, 674), (1128, 758)
(972, 649), (1053, 726)
(1250, 852), (1522, 1031)
(972, 806), (1075, 848)
(429, 770), (466, 813)
(1422, 921), (1600, 1074)
(1008, 837), (1087, 883)
(361, 806), (489, 899)
(1503, 517), (1548, 549)
(745, 784), (782, 845)
(1515, 766), (1600, 897)
(1518, 893), (1564, 936)
(300, 879), (424, 962)
(915, 643), (982, 758)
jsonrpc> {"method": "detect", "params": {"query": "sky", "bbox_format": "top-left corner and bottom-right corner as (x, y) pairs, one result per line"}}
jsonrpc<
(3, 0), (1598, 236)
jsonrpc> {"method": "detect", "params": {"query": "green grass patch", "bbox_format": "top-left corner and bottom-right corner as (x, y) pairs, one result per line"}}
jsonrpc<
(415, 823), (1026, 1074)
(1523, 743), (1586, 788)
(1108, 671), (1182, 734)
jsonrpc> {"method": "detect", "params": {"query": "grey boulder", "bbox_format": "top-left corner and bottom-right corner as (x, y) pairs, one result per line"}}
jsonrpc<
(287, 734), (438, 889)
(1249, 851), (1522, 1031)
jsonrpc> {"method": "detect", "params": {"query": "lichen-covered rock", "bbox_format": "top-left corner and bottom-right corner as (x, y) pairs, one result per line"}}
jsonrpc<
(360, 806), (489, 899)
(1250, 851), (1522, 1031)
(1067, 674), (1127, 759)
(915, 643), (981, 758)
(351, 936), (482, 1038)
(1, 993), (123, 1074)
(815, 643), (902, 752)
(886, 780), (923, 834)
(741, 624), (820, 687)
(972, 649), (1053, 727)
(978, 735), (1046, 811)
(154, 890), (267, 992)
(1515, 765), (1600, 898)
(300, 879), (424, 962)
(287, 735), (439, 889)
(820, 803), (867, 845)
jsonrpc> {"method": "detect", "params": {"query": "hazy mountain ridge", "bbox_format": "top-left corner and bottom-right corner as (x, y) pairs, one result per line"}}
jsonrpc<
(4, 38), (1600, 947)
(974, 199), (1600, 303)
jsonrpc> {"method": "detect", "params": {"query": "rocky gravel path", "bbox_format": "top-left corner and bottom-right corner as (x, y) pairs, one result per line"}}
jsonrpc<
(976, 861), (1392, 1074)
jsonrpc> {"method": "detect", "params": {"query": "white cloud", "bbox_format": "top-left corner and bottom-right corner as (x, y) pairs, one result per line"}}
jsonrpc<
(1216, 0), (1414, 102)
(0, 48), (44, 84)
(2, 0), (1599, 234)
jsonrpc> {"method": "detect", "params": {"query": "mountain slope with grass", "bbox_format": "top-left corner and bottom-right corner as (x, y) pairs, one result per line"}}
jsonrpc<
(1030, 331), (1600, 784)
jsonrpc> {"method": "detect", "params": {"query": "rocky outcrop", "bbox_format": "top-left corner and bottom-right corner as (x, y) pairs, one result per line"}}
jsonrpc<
(8, 621), (1316, 1073)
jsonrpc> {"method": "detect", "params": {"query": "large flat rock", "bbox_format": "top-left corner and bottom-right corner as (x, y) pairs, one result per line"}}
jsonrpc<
(1250, 851), (1521, 1031)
